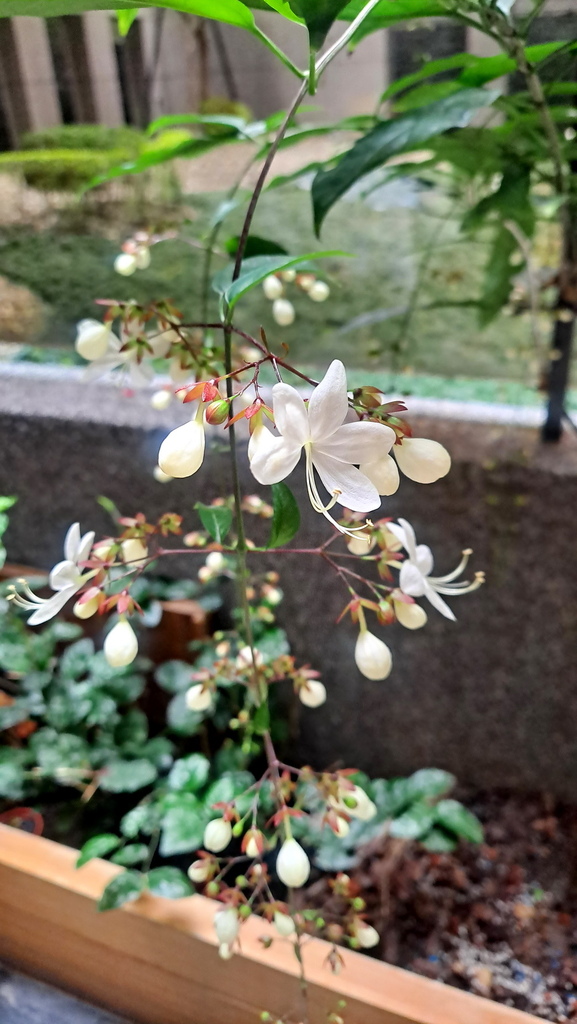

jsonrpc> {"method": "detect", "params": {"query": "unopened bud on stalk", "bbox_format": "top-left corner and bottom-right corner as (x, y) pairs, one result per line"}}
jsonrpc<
(353, 921), (380, 949)
(276, 838), (310, 889)
(75, 319), (112, 361)
(185, 683), (213, 712)
(360, 454), (400, 496)
(134, 246), (151, 270)
(393, 599), (427, 629)
(151, 390), (172, 411)
(354, 629), (392, 681)
(346, 532), (376, 555)
(274, 911), (296, 937)
(393, 437), (451, 485)
(73, 589), (102, 620)
(104, 617), (138, 668)
(262, 274), (284, 300)
(205, 399), (229, 425)
(280, 268), (296, 283)
(203, 817), (232, 853)
(188, 859), (212, 883)
(121, 538), (148, 567)
(272, 298), (295, 327)
(214, 906), (240, 946)
(114, 252), (138, 276)
(308, 280), (330, 303)
(299, 680), (327, 708)
(297, 273), (316, 293)
(158, 417), (205, 478)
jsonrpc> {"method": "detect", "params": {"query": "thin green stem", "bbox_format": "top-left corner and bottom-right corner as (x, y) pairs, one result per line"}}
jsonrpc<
(251, 25), (306, 80)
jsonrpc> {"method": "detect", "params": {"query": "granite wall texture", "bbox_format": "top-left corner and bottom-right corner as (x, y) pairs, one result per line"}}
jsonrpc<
(2, 368), (577, 795)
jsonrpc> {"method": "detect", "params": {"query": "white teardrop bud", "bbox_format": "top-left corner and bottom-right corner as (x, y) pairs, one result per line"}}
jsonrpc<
(276, 838), (310, 889)
(153, 467), (173, 484)
(333, 816), (350, 838)
(134, 246), (151, 270)
(360, 454), (400, 496)
(205, 551), (225, 571)
(274, 911), (296, 937)
(203, 818), (232, 853)
(104, 618), (138, 668)
(299, 680), (327, 708)
(188, 859), (211, 883)
(151, 390), (172, 411)
(73, 592), (100, 619)
(394, 437), (451, 485)
(214, 907), (240, 946)
(356, 923), (380, 948)
(114, 253), (138, 276)
(218, 943), (233, 960)
(354, 630), (392, 681)
(262, 274), (284, 300)
(121, 538), (148, 567)
(280, 268), (296, 283)
(245, 836), (260, 859)
(308, 280), (330, 302)
(75, 319), (112, 361)
(185, 683), (212, 712)
(272, 298), (295, 327)
(158, 419), (205, 478)
(346, 532), (376, 556)
(394, 599), (427, 630)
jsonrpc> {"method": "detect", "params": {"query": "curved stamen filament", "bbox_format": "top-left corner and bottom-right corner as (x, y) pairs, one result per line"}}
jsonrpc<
(305, 448), (371, 541)
(430, 549), (473, 585)
(6, 580), (46, 609)
(431, 572), (485, 597)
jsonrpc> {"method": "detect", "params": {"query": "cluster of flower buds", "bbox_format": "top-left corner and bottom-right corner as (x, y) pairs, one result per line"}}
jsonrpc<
(113, 232), (153, 277)
(262, 268), (331, 327)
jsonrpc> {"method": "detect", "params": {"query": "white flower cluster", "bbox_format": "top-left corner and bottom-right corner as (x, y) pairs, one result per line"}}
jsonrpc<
(262, 269), (330, 328)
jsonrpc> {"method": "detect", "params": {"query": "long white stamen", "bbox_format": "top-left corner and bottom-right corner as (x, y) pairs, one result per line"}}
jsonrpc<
(430, 549), (472, 584)
(432, 573), (485, 596)
(305, 449), (370, 540)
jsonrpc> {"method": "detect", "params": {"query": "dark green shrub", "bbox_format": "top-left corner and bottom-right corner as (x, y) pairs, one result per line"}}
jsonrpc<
(20, 124), (143, 154)
(0, 148), (136, 191)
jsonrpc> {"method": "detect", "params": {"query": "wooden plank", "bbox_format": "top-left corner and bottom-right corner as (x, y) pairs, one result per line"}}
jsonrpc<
(0, 827), (539, 1024)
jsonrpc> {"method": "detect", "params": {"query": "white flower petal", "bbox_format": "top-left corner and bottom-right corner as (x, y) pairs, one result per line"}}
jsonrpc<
(307, 360), (348, 442)
(77, 531), (95, 566)
(272, 383), (309, 445)
(415, 544), (434, 576)
(28, 585), (80, 626)
(422, 581), (457, 621)
(396, 518), (418, 562)
(315, 420), (395, 464)
(312, 453), (380, 513)
(248, 422), (277, 463)
(49, 560), (81, 591)
(399, 561), (427, 597)
(250, 434), (302, 485)
(360, 454), (400, 496)
(64, 523), (81, 562)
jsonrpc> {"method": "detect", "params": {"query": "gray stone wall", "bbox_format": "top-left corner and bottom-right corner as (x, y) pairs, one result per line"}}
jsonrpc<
(2, 366), (577, 796)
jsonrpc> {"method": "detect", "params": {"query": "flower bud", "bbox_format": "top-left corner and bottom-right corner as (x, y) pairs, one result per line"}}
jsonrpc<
(393, 599), (427, 630)
(333, 816), (350, 838)
(346, 786), (377, 821)
(203, 818), (232, 853)
(185, 683), (212, 712)
(114, 253), (138, 276)
(73, 591), (101, 620)
(346, 532), (376, 556)
(205, 400), (229, 425)
(104, 617), (138, 668)
(75, 319), (111, 361)
(299, 680), (327, 708)
(360, 454), (400, 496)
(134, 246), (151, 270)
(276, 838), (310, 889)
(188, 859), (212, 883)
(158, 419), (205, 478)
(262, 274), (284, 300)
(354, 922), (380, 949)
(280, 268), (296, 283)
(92, 540), (116, 563)
(393, 437), (451, 485)
(151, 390), (172, 411)
(272, 298), (295, 327)
(308, 280), (330, 303)
(121, 538), (148, 567)
(153, 467), (173, 484)
(214, 906), (240, 946)
(274, 911), (296, 937)
(205, 551), (225, 571)
(218, 943), (233, 960)
(354, 630), (392, 681)
(236, 646), (264, 670)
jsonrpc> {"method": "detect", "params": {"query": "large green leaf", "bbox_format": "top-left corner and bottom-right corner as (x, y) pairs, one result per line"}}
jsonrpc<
(434, 799), (483, 843)
(267, 483), (300, 548)
(98, 870), (145, 912)
(147, 866), (193, 899)
(167, 753), (210, 792)
(312, 88), (500, 233)
(213, 251), (346, 311)
(159, 794), (207, 855)
(100, 758), (158, 793)
(287, 0), (350, 49)
(86, 136), (224, 189)
(195, 503), (233, 544)
(339, 0), (448, 44)
(77, 833), (121, 868)
(0, 0), (256, 27)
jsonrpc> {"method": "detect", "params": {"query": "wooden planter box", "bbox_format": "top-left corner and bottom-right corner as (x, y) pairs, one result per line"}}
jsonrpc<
(0, 826), (539, 1024)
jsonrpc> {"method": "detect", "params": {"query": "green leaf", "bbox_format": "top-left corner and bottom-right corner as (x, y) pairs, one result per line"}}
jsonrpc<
(405, 768), (455, 802)
(111, 843), (149, 866)
(147, 112), (252, 137)
(77, 833), (121, 868)
(253, 700), (270, 735)
(59, 638), (95, 681)
(116, 8), (137, 32)
(312, 88), (500, 233)
(479, 226), (519, 327)
(0, 0), (257, 29)
(0, 701), (33, 730)
(120, 802), (161, 839)
(167, 753), (210, 793)
(205, 770), (255, 812)
(421, 828), (458, 853)
(389, 801), (436, 840)
(195, 503), (233, 544)
(434, 799), (483, 843)
(267, 483), (300, 549)
(86, 136), (223, 189)
(98, 870), (144, 913)
(100, 759), (158, 793)
(154, 660), (193, 694)
(30, 729), (90, 775)
(255, 627), (290, 663)
(287, 0), (350, 49)
(0, 495), (16, 513)
(212, 252), (347, 312)
(147, 866), (193, 899)
(166, 692), (204, 735)
(159, 794), (206, 855)
(115, 707), (149, 750)
(224, 235), (289, 259)
(0, 761), (25, 800)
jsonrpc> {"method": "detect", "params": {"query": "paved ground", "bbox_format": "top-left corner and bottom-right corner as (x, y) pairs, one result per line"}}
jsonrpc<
(0, 967), (132, 1024)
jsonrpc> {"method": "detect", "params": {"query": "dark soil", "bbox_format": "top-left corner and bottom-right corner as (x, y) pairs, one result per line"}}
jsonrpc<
(304, 791), (577, 1022)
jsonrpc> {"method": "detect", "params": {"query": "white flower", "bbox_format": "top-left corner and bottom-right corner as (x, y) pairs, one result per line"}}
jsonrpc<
(214, 907), (240, 946)
(204, 818), (232, 853)
(272, 298), (295, 326)
(393, 437), (451, 485)
(330, 784), (377, 822)
(276, 838), (310, 889)
(188, 859), (211, 883)
(7, 522), (95, 625)
(299, 680), (327, 708)
(158, 410), (205, 479)
(262, 274), (284, 300)
(393, 598), (427, 629)
(274, 912), (296, 937)
(114, 252), (138, 276)
(104, 617), (138, 668)
(355, 629), (392, 681)
(185, 684), (212, 712)
(249, 361), (395, 536)
(151, 390), (172, 411)
(387, 518), (484, 621)
(75, 319), (115, 361)
(308, 280), (330, 302)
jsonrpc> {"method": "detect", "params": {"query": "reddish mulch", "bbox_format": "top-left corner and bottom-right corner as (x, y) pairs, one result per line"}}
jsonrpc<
(304, 791), (577, 1021)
